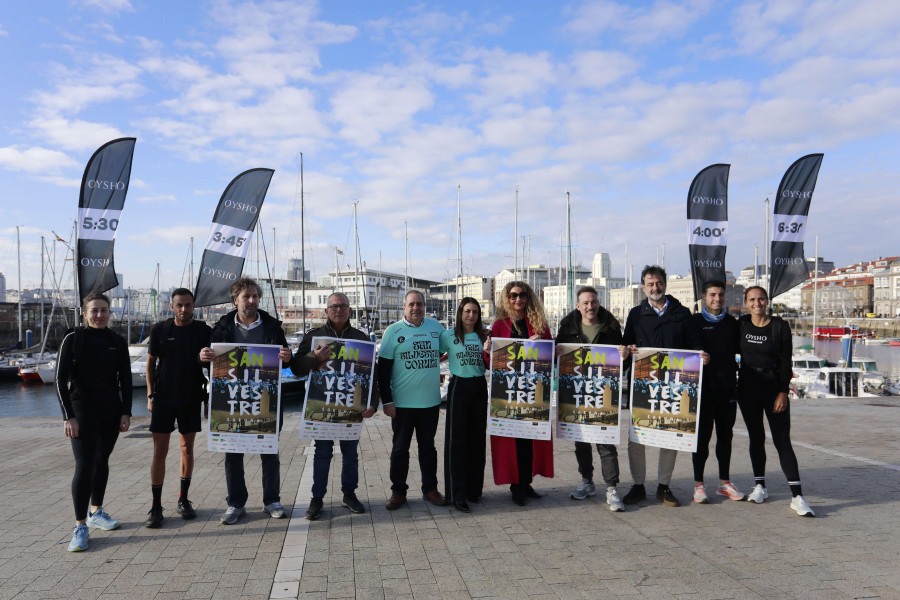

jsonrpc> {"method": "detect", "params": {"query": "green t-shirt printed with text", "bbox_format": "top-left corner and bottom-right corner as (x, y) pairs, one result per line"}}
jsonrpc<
(439, 329), (485, 378)
(379, 318), (445, 408)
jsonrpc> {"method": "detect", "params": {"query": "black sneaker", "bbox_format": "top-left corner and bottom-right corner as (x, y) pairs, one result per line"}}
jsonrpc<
(622, 484), (647, 505)
(144, 505), (164, 528)
(342, 493), (365, 514)
(656, 485), (681, 507)
(177, 498), (197, 520)
(305, 497), (324, 521)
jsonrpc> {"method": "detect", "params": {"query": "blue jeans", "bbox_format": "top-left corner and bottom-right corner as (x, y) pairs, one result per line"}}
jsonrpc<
(311, 439), (360, 499)
(224, 452), (280, 508)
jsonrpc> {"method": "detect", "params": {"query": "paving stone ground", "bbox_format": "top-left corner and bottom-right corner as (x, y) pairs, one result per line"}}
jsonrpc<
(1, 395), (898, 600)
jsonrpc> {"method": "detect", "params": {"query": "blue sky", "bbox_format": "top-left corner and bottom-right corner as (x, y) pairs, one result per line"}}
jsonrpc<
(2, 0), (899, 293)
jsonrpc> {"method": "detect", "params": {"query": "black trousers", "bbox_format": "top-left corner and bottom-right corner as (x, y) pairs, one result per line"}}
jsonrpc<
(692, 389), (737, 482)
(510, 438), (534, 494)
(737, 384), (801, 483)
(443, 375), (488, 502)
(390, 405), (440, 494)
(70, 408), (120, 521)
(574, 442), (619, 486)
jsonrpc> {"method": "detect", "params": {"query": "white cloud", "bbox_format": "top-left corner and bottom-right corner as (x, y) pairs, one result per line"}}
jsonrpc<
(0, 23), (7, 37)
(568, 50), (640, 89)
(135, 194), (178, 204)
(480, 106), (555, 149)
(129, 224), (208, 246)
(331, 73), (434, 146)
(0, 146), (77, 173)
(27, 117), (126, 152)
(77, 0), (134, 13)
(564, 0), (712, 45)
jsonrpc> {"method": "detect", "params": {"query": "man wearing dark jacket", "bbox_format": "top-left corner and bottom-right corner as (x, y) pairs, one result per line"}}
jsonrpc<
(199, 277), (292, 525)
(555, 286), (625, 512)
(290, 292), (377, 520)
(619, 266), (704, 508)
(690, 280), (745, 504)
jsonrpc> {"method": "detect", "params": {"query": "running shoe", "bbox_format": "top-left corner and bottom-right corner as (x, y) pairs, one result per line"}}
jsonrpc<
(144, 505), (164, 528)
(220, 506), (246, 525)
(606, 487), (625, 512)
(693, 484), (710, 504)
(571, 479), (597, 500)
(177, 498), (197, 520)
(716, 482), (746, 501)
(86, 508), (120, 530)
(342, 493), (365, 514)
(67, 524), (89, 552)
(747, 484), (768, 504)
(305, 498), (324, 521)
(264, 501), (287, 519)
(790, 495), (815, 517)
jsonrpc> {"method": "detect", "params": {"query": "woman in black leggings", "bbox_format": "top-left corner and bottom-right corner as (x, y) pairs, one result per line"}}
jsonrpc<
(737, 286), (813, 517)
(56, 292), (132, 551)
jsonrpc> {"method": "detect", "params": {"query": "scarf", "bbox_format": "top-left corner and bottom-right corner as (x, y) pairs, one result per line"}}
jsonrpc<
(702, 306), (726, 323)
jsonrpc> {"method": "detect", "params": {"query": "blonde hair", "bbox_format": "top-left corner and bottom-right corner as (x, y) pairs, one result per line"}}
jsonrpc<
(496, 281), (548, 336)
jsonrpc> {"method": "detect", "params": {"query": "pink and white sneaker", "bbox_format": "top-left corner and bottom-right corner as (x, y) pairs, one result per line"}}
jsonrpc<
(716, 482), (746, 501)
(693, 484), (710, 504)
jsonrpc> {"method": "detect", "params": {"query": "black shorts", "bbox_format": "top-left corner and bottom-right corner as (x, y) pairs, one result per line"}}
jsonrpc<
(149, 403), (203, 435)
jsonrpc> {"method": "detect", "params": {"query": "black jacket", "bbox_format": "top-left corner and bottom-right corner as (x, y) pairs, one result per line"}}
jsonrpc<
(622, 295), (702, 350)
(290, 320), (380, 405)
(555, 308), (623, 346)
(210, 309), (289, 368)
(692, 313), (737, 393)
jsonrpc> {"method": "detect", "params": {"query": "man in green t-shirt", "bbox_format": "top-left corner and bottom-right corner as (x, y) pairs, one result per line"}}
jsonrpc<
(377, 290), (448, 510)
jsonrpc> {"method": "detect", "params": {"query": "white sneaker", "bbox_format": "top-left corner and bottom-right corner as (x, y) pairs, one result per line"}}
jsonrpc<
(264, 501), (287, 519)
(790, 495), (815, 517)
(570, 479), (597, 500)
(86, 508), (120, 530)
(606, 487), (625, 512)
(693, 484), (710, 504)
(747, 484), (768, 504)
(220, 506), (246, 525)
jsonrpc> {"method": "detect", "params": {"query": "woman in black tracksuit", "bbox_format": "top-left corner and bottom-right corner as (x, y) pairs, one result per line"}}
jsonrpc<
(56, 292), (132, 551)
(737, 286), (813, 517)
(440, 297), (490, 513)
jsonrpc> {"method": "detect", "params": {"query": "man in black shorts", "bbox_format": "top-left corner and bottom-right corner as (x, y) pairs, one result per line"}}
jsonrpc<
(145, 288), (212, 527)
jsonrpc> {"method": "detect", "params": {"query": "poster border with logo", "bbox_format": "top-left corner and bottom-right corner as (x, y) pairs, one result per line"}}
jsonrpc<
(628, 347), (703, 452)
(207, 343), (282, 454)
(299, 336), (376, 441)
(556, 343), (622, 444)
(488, 338), (555, 441)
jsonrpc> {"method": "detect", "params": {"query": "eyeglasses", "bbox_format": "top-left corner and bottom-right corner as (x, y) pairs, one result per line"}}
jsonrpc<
(327, 304), (350, 311)
(508, 292), (527, 300)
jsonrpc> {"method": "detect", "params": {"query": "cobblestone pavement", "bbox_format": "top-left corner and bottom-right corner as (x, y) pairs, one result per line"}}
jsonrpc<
(1, 395), (898, 600)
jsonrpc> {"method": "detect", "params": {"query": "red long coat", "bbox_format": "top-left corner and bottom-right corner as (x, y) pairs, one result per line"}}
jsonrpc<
(489, 318), (554, 485)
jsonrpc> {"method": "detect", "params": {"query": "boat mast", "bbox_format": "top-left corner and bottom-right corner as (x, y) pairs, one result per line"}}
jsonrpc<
(298, 152), (306, 333)
(353, 201), (360, 327)
(404, 221), (409, 292)
(813, 235), (819, 353)
(514, 186), (518, 280)
(566, 192), (573, 313)
(16, 226), (22, 343)
(456, 185), (462, 318)
(764, 197), (770, 294)
(39, 235), (45, 356)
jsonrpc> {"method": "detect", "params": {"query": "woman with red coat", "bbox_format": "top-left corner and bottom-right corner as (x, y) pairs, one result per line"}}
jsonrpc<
(490, 281), (554, 505)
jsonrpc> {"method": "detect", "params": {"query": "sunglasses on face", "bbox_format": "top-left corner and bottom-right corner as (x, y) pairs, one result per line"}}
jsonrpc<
(508, 292), (527, 300)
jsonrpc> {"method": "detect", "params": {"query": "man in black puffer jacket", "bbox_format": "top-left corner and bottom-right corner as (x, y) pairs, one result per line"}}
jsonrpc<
(619, 266), (703, 509)
(555, 286), (626, 512)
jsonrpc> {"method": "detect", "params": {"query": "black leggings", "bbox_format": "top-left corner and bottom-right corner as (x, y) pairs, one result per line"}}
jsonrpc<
(692, 390), (737, 482)
(71, 411), (121, 520)
(737, 386), (800, 483)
